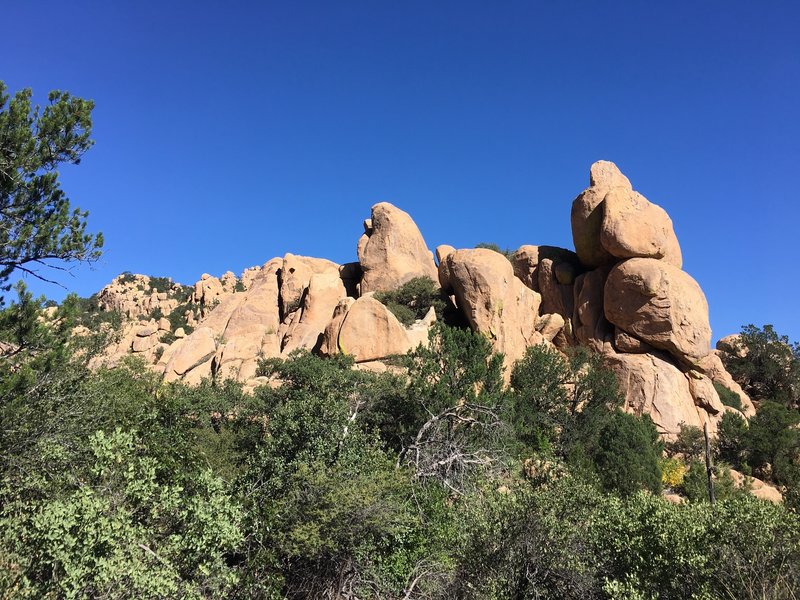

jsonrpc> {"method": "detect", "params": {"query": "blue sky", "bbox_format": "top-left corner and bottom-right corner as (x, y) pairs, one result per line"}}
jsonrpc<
(2, 1), (798, 342)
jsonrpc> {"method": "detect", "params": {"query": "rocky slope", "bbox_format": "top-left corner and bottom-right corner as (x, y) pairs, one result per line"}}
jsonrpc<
(89, 161), (753, 437)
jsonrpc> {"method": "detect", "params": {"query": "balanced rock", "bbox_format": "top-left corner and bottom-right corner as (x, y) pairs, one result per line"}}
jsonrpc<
(444, 248), (541, 367)
(571, 161), (632, 267)
(358, 202), (438, 294)
(600, 187), (682, 267)
(604, 258), (711, 366)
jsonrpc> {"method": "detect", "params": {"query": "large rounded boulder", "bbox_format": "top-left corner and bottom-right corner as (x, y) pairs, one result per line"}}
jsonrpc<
(604, 258), (711, 365)
(600, 187), (682, 267)
(358, 202), (438, 294)
(571, 160), (632, 267)
(443, 248), (542, 368)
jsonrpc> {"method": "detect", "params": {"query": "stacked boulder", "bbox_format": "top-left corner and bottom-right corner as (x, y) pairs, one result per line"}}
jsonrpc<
(567, 161), (743, 435)
(94, 161), (751, 439)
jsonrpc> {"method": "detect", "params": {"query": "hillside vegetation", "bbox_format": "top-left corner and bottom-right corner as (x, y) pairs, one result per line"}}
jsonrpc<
(1, 289), (799, 598)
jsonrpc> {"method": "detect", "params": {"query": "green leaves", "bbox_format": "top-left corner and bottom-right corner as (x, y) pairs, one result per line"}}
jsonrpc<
(0, 81), (102, 297)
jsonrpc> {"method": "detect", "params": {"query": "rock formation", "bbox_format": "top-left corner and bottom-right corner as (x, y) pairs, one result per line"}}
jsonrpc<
(358, 202), (439, 294)
(88, 161), (746, 441)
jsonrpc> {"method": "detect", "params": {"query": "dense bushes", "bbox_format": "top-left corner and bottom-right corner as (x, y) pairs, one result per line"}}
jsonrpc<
(3, 295), (800, 598)
(374, 276), (447, 326)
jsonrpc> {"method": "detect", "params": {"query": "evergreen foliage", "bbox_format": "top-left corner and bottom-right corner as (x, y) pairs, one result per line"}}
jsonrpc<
(0, 82), (103, 299)
(374, 276), (447, 326)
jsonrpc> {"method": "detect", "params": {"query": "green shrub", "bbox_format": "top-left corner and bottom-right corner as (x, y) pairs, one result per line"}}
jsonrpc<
(721, 324), (800, 408)
(474, 242), (514, 260)
(714, 381), (743, 411)
(374, 276), (446, 326)
(666, 422), (705, 459)
(716, 410), (749, 468)
(679, 460), (742, 503)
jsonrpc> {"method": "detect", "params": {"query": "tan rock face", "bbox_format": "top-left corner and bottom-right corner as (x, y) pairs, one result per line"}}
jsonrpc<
(697, 351), (756, 417)
(511, 245), (580, 292)
(320, 297), (355, 357)
(194, 273), (225, 305)
(604, 258), (711, 366)
(336, 295), (412, 362)
(445, 248), (541, 367)
(687, 370), (725, 416)
(164, 327), (217, 382)
(571, 161), (632, 267)
(605, 352), (713, 437)
(281, 273), (347, 354)
(573, 266), (613, 354)
(279, 254), (340, 316)
(213, 261), (283, 381)
(358, 202), (438, 294)
(96, 274), (183, 320)
(729, 469), (783, 503)
(600, 187), (682, 267)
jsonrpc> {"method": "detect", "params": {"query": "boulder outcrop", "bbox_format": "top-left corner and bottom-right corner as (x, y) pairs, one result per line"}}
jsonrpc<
(332, 295), (414, 362)
(442, 248), (542, 368)
(87, 159), (751, 448)
(358, 202), (438, 294)
(600, 187), (682, 267)
(571, 160), (631, 267)
(604, 258), (711, 366)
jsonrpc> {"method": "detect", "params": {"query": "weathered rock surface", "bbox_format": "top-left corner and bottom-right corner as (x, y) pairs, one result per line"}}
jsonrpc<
(163, 327), (217, 382)
(600, 187), (682, 267)
(335, 295), (413, 362)
(97, 274), (184, 320)
(279, 254), (340, 316)
(573, 266), (613, 353)
(281, 273), (347, 354)
(604, 258), (711, 366)
(358, 202), (438, 294)
(571, 160), (632, 267)
(697, 351), (756, 416)
(511, 245), (580, 292)
(605, 352), (719, 437)
(444, 248), (542, 368)
(729, 469), (783, 503)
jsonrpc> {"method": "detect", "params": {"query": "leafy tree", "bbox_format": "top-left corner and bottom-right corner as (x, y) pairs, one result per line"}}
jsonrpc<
(236, 351), (432, 598)
(451, 477), (602, 599)
(508, 343), (572, 452)
(666, 422), (705, 460)
(0, 81), (103, 297)
(400, 323), (509, 491)
(745, 400), (800, 486)
(722, 324), (800, 408)
(716, 410), (749, 469)
(573, 409), (663, 497)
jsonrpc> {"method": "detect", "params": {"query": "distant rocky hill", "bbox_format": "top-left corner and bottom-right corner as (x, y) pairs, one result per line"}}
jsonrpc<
(85, 161), (754, 438)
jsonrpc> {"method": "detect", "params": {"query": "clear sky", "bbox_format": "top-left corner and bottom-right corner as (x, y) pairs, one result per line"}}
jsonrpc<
(2, 1), (798, 343)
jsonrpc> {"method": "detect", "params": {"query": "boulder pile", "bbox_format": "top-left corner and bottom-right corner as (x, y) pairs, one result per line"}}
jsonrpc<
(93, 161), (751, 438)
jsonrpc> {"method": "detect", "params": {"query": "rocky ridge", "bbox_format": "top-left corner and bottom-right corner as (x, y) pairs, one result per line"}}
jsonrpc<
(90, 162), (752, 437)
